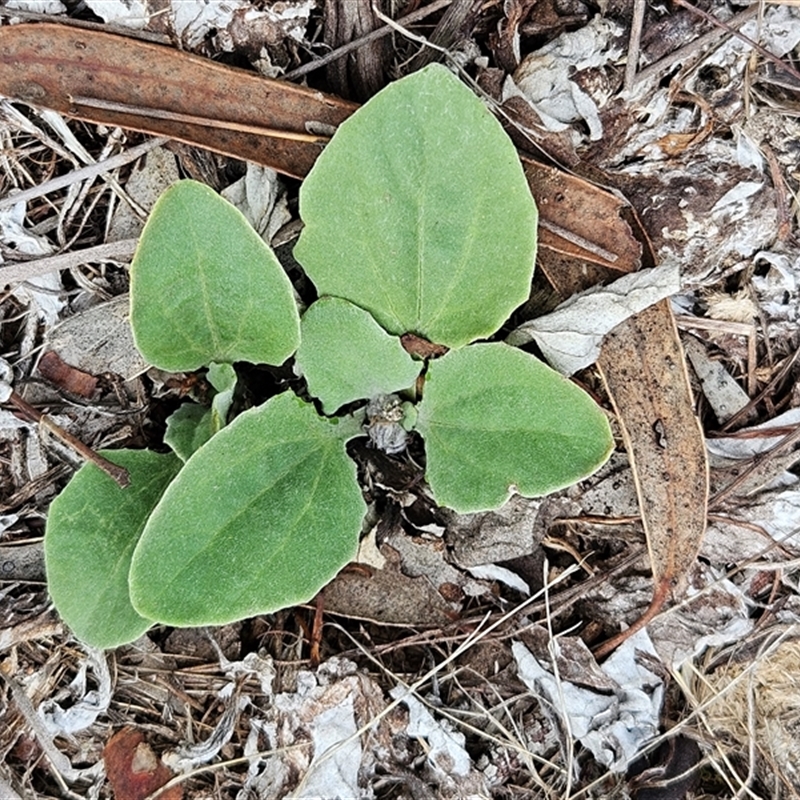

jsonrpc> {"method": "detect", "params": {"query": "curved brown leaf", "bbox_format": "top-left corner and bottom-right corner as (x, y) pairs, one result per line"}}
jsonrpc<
(0, 23), (357, 179)
(597, 301), (708, 591)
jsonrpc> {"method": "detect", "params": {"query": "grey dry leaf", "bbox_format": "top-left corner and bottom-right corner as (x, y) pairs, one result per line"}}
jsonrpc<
(389, 686), (490, 795)
(107, 145), (180, 242)
(513, 628), (663, 773)
(752, 249), (800, 338)
(45, 295), (147, 381)
(507, 16), (624, 143)
(324, 539), (459, 626)
(81, 0), (147, 28)
(384, 529), (490, 601)
(38, 647), (112, 736)
(288, 683), (361, 800)
(278, 662), (385, 800)
(220, 163), (291, 242)
(682, 335), (751, 424)
(506, 261), (680, 375)
(704, 488), (800, 562)
(707, 406), (800, 460)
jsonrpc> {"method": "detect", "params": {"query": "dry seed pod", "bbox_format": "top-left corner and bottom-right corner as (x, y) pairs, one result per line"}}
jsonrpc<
(365, 393), (408, 455)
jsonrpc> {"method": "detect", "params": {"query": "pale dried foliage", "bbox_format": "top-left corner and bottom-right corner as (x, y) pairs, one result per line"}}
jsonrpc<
(682, 632), (800, 798)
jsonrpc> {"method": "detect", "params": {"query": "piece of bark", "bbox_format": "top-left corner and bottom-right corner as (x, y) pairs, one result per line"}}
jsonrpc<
(0, 543), (45, 582)
(324, 0), (390, 100)
(408, 0), (483, 71)
(38, 351), (97, 398)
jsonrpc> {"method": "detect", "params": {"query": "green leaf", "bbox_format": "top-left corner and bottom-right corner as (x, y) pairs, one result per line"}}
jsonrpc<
(164, 363), (238, 461)
(131, 180), (300, 371)
(295, 297), (421, 413)
(129, 392), (366, 626)
(164, 403), (215, 462)
(207, 362), (237, 432)
(44, 450), (182, 648)
(207, 362), (237, 394)
(294, 64), (537, 349)
(415, 344), (613, 513)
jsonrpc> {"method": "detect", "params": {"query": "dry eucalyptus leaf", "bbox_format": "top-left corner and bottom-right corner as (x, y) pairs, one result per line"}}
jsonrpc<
(682, 335), (750, 424)
(598, 300), (708, 597)
(324, 552), (458, 627)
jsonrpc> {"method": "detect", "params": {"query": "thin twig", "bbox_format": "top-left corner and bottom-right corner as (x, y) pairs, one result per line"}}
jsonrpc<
(633, 3), (760, 86)
(6, 391), (130, 487)
(69, 97), (329, 143)
(539, 218), (619, 263)
(0, 239), (139, 286)
(624, 0), (647, 92)
(709, 423), (800, 508)
(720, 345), (800, 433)
(0, 135), (169, 211)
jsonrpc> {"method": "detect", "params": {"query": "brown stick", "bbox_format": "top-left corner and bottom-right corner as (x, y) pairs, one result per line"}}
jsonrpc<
(309, 591), (325, 669)
(7, 391), (130, 488)
(592, 576), (671, 660)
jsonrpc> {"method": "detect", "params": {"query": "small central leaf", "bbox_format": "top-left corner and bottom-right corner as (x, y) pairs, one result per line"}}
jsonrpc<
(294, 64), (538, 349)
(295, 296), (421, 413)
(129, 392), (366, 627)
(416, 344), (614, 512)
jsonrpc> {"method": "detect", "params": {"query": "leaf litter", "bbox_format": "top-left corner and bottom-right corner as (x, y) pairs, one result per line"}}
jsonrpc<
(1, 0), (800, 796)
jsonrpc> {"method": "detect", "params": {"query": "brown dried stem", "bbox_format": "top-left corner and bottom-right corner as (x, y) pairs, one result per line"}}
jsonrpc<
(7, 390), (130, 488)
(591, 575), (671, 660)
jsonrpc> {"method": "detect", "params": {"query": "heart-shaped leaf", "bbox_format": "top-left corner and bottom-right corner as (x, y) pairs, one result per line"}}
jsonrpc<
(131, 180), (300, 371)
(44, 450), (182, 648)
(294, 64), (538, 349)
(416, 344), (613, 512)
(129, 392), (366, 626)
(295, 297), (421, 413)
